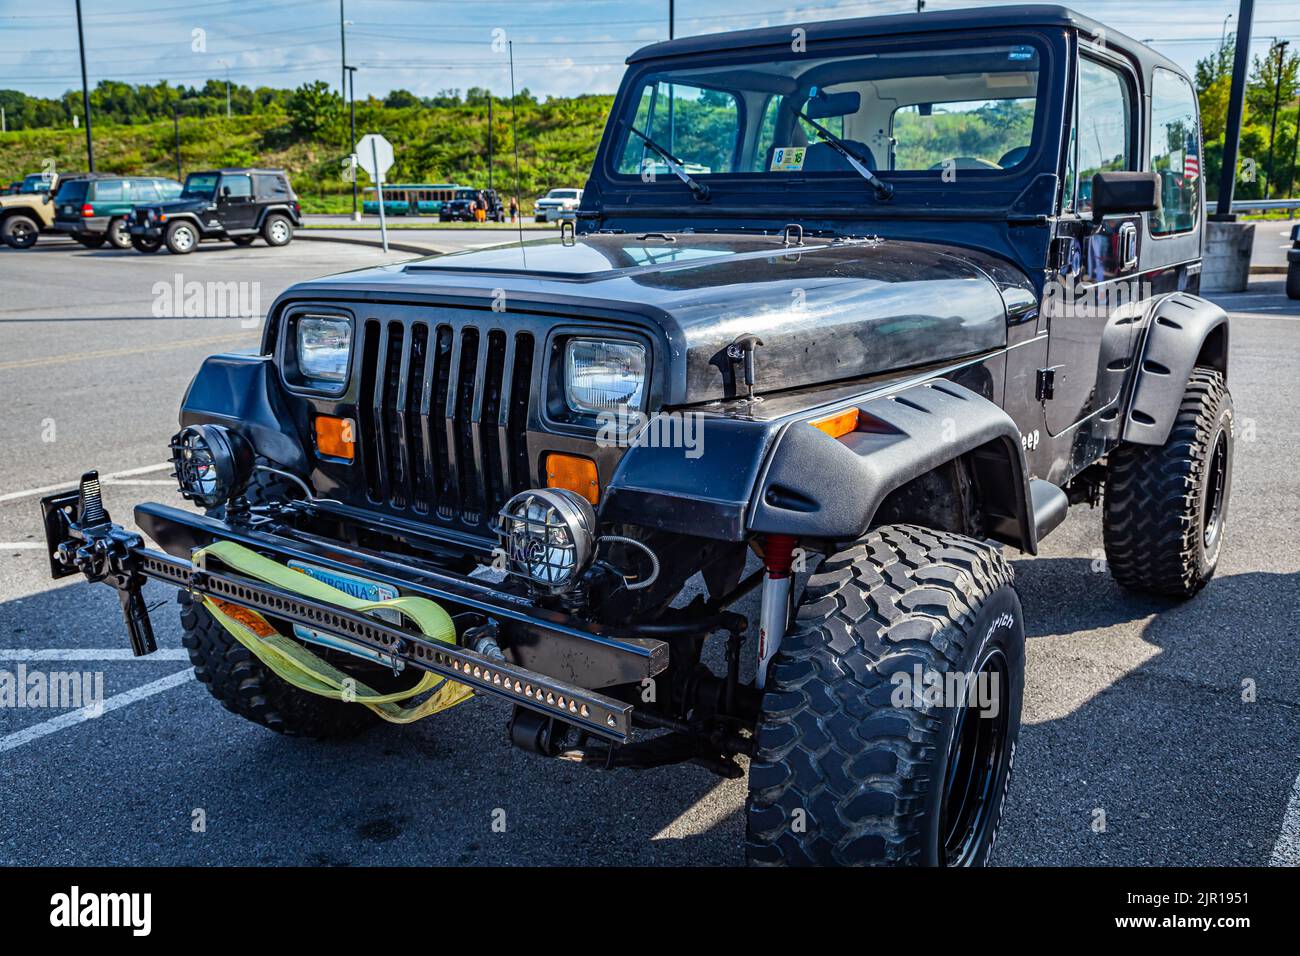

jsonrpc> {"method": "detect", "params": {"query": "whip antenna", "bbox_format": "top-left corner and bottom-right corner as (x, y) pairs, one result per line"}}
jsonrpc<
(509, 40), (524, 248)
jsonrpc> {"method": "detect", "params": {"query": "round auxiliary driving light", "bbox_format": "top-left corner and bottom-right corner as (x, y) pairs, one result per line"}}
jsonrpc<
(169, 424), (252, 509)
(495, 488), (597, 593)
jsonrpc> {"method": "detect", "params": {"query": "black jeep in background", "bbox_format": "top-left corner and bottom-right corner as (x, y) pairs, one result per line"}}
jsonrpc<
(127, 167), (301, 253)
(439, 187), (506, 222)
(44, 5), (1234, 867)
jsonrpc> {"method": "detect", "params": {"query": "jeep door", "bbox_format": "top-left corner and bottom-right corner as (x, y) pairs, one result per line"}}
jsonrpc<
(216, 174), (258, 232)
(1043, 47), (1146, 436)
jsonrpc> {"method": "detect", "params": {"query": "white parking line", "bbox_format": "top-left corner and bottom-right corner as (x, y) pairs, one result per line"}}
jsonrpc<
(0, 649), (190, 661)
(0, 543), (45, 550)
(0, 463), (172, 506)
(1270, 772), (1300, 865)
(0, 669), (193, 755)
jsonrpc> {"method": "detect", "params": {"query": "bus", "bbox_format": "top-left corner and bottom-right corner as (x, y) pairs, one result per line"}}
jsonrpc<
(362, 183), (463, 216)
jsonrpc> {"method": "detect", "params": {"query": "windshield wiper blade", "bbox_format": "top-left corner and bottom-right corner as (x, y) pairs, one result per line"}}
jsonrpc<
(621, 121), (711, 201)
(792, 108), (894, 201)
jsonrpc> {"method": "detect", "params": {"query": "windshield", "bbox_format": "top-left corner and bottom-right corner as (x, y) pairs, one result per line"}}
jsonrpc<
(613, 39), (1043, 181)
(182, 173), (219, 198)
(21, 174), (52, 194)
(548, 189), (580, 199)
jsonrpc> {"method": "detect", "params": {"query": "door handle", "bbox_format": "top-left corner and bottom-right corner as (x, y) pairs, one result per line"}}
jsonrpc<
(1117, 222), (1139, 271)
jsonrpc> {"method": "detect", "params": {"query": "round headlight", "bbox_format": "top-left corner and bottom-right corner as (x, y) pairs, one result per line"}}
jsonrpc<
(495, 488), (597, 593)
(169, 424), (252, 509)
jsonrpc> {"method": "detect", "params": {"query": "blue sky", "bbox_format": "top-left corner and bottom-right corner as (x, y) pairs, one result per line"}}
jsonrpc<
(0, 0), (1296, 102)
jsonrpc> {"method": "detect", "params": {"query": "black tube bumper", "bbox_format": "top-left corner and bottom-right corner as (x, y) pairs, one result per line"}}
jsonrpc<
(41, 485), (668, 744)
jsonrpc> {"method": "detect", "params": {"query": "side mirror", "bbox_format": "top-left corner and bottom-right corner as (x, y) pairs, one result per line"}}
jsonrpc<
(221, 185), (231, 198)
(1091, 171), (1160, 223)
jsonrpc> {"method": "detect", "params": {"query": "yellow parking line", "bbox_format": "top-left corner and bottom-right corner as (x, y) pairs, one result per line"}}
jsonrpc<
(0, 332), (254, 372)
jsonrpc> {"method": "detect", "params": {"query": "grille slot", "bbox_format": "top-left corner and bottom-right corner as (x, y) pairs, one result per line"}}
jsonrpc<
(359, 319), (536, 530)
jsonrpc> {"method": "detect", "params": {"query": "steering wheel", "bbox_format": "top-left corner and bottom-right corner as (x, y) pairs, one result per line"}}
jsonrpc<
(929, 157), (1002, 171)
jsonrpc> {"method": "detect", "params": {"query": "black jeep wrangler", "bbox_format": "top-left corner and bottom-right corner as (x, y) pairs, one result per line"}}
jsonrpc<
(128, 168), (302, 254)
(43, 5), (1232, 867)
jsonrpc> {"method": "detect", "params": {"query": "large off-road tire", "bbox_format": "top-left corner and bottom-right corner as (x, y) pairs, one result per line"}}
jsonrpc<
(1286, 262), (1300, 300)
(179, 468), (376, 738)
(106, 216), (133, 250)
(131, 235), (161, 253)
(1103, 368), (1233, 598)
(164, 219), (198, 254)
(746, 524), (1024, 866)
(1, 212), (40, 249)
(261, 213), (293, 246)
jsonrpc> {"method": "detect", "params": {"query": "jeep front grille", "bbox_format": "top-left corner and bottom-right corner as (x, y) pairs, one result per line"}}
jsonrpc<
(357, 318), (535, 528)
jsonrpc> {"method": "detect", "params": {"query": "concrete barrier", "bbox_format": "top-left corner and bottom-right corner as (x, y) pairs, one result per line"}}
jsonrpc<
(1201, 221), (1255, 293)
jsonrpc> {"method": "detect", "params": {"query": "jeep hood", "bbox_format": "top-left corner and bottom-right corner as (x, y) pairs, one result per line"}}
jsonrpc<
(146, 197), (210, 214)
(285, 233), (1023, 405)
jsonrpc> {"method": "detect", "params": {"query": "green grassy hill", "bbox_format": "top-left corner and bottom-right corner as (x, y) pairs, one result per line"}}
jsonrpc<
(0, 96), (613, 213)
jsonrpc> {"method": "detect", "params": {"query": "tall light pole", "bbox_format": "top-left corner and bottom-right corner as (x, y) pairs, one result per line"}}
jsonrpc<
(1220, 12), (1234, 50)
(345, 65), (358, 221)
(1213, 0), (1256, 220)
(75, 0), (94, 171)
(217, 58), (231, 118)
(173, 103), (182, 180)
(340, 0), (347, 102)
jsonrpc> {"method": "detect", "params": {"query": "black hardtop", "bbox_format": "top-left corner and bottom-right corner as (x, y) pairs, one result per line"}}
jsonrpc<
(192, 168), (288, 177)
(628, 3), (1187, 79)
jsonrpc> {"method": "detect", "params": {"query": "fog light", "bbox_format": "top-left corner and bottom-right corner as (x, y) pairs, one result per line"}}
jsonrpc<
(495, 488), (596, 593)
(169, 424), (252, 508)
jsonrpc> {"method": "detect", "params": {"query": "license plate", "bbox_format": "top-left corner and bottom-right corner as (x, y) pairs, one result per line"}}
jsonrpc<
(287, 561), (404, 671)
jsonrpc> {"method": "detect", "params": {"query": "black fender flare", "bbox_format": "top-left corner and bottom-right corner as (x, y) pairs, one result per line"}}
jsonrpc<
(748, 380), (1037, 552)
(1123, 292), (1229, 446)
(255, 204), (299, 230)
(162, 212), (205, 234)
(179, 353), (309, 474)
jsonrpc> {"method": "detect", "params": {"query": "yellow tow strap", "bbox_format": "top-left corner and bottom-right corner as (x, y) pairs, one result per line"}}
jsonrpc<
(192, 540), (473, 724)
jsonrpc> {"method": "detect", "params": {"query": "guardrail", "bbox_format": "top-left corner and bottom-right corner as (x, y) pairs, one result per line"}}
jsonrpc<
(1207, 199), (1300, 215)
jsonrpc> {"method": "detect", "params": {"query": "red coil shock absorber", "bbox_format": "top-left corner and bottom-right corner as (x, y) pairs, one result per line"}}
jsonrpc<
(762, 533), (798, 578)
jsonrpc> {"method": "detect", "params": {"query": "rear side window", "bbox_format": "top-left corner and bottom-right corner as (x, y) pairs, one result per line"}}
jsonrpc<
(1149, 68), (1201, 236)
(159, 181), (183, 199)
(254, 174), (290, 199)
(56, 180), (89, 203)
(93, 180), (124, 201)
(1074, 58), (1132, 218)
(221, 175), (252, 198)
(129, 180), (159, 202)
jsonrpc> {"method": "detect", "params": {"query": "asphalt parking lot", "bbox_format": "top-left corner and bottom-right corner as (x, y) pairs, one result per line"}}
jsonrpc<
(1, 235), (1298, 866)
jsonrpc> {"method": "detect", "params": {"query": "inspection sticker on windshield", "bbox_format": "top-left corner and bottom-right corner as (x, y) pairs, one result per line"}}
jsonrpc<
(770, 147), (806, 172)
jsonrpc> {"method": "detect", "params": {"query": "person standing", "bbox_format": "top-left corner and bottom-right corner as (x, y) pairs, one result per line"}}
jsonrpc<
(509, 195), (519, 223)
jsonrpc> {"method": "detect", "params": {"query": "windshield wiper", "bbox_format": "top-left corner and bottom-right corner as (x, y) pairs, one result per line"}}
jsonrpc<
(621, 121), (711, 201)
(791, 108), (894, 201)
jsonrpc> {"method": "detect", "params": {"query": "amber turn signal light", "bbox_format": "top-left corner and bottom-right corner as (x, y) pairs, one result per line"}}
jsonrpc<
(809, 407), (859, 440)
(314, 415), (355, 460)
(545, 453), (599, 505)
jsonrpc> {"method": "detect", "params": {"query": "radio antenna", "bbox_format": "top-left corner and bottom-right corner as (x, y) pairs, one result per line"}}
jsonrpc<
(509, 40), (524, 248)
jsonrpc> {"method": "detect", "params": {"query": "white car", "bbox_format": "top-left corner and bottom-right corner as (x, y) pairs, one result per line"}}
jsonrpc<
(533, 188), (583, 223)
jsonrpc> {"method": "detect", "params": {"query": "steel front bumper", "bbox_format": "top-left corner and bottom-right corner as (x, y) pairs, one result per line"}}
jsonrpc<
(40, 483), (666, 743)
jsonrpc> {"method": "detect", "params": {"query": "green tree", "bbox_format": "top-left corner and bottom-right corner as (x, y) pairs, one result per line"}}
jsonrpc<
(286, 80), (342, 138)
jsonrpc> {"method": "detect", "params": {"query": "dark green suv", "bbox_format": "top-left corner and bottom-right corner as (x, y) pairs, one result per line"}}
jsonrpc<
(52, 176), (183, 249)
